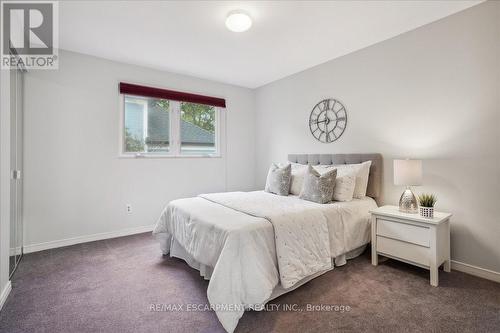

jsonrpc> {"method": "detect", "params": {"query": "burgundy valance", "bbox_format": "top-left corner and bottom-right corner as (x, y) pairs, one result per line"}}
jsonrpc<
(119, 82), (226, 108)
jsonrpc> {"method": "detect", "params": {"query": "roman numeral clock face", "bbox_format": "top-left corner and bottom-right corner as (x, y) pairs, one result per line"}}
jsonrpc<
(309, 98), (347, 143)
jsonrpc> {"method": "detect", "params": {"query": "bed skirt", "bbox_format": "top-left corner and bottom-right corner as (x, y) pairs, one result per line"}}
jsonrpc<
(161, 235), (367, 303)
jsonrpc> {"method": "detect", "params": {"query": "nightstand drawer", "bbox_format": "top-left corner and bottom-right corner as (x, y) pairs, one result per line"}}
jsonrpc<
(376, 218), (429, 247)
(377, 236), (430, 267)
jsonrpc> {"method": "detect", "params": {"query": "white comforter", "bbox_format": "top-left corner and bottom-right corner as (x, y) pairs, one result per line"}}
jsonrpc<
(200, 191), (332, 289)
(153, 191), (376, 333)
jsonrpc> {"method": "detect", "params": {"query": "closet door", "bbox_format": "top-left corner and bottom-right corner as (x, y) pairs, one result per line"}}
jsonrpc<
(9, 65), (24, 278)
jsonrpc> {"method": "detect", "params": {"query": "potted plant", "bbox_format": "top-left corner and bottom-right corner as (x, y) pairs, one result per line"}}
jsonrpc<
(418, 193), (437, 218)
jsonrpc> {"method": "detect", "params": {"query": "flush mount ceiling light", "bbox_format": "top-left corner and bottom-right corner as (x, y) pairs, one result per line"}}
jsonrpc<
(225, 10), (252, 32)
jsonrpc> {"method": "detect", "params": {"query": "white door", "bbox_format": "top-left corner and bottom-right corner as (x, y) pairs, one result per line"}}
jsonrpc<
(9, 65), (24, 277)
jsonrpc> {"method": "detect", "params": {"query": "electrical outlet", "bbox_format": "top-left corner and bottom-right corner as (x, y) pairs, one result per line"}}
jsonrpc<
(126, 204), (132, 214)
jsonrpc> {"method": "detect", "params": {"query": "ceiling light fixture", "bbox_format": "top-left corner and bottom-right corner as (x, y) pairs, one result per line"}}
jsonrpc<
(225, 10), (252, 32)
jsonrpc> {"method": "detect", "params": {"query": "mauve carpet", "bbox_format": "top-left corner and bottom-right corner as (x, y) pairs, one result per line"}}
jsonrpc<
(0, 232), (499, 333)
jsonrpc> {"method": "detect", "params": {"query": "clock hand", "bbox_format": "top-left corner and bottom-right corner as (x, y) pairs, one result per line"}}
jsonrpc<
(325, 118), (329, 139)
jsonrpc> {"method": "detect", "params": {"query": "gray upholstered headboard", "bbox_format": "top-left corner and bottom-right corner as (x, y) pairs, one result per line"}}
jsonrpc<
(288, 153), (383, 201)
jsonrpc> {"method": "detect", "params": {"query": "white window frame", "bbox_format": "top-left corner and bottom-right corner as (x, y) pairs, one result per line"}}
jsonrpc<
(118, 94), (224, 158)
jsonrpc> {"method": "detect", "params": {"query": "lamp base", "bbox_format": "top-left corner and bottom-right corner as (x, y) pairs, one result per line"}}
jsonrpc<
(399, 187), (418, 213)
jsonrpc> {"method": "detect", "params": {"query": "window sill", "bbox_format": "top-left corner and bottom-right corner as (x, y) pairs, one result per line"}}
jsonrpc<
(118, 154), (222, 159)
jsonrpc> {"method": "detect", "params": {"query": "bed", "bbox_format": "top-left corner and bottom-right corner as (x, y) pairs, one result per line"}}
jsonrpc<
(153, 153), (382, 332)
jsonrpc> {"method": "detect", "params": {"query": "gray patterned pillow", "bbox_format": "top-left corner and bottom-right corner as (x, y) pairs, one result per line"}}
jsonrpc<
(299, 165), (337, 204)
(265, 163), (292, 196)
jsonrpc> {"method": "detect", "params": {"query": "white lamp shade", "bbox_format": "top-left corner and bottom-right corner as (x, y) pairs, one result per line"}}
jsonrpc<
(394, 159), (422, 186)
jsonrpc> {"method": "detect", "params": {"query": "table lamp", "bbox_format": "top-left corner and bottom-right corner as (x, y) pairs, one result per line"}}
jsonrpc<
(394, 159), (422, 213)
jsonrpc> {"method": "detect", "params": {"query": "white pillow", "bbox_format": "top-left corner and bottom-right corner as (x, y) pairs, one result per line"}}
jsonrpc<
(312, 165), (356, 201)
(332, 173), (356, 202)
(314, 164), (336, 174)
(289, 163), (307, 195)
(334, 161), (371, 198)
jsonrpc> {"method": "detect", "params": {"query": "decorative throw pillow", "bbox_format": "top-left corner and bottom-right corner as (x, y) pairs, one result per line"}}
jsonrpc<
(264, 163), (292, 196)
(334, 161), (372, 198)
(299, 165), (337, 204)
(289, 163), (307, 195)
(332, 173), (356, 202)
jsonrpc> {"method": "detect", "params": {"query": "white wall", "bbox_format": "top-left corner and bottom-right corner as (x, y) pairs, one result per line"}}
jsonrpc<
(0, 67), (12, 307)
(255, 2), (500, 273)
(23, 50), (256, 248)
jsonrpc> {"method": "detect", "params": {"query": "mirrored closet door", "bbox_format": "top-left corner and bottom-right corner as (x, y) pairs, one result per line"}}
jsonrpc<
(9, 63), (24, 278)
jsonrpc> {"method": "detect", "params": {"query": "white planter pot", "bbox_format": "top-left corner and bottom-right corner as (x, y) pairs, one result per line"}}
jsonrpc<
(419, 206), (434, 218)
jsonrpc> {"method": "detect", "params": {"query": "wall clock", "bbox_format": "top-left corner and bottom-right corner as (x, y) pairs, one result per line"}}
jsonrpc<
(309, 98), (347, 143)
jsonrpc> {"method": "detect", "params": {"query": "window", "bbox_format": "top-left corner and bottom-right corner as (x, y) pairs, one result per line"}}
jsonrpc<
(124, 96), (170, 154)
(120, 83), (225, 157)
(180, 102), (216, 155)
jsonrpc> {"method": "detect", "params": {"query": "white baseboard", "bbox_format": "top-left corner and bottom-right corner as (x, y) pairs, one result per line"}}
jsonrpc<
(0, 281), (12, 311)
(24, 225), (155, 254)
(452, 260), (500, 283)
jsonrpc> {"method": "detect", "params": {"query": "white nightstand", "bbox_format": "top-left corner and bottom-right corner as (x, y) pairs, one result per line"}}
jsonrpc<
(371, 205), (452, 286)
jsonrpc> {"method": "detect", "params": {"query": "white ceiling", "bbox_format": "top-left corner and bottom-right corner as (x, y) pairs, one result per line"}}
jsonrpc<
(60, 1), (482, 88)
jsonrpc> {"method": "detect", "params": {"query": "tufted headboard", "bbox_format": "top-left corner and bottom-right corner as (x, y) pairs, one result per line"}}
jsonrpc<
(288, 153), (383, 201)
